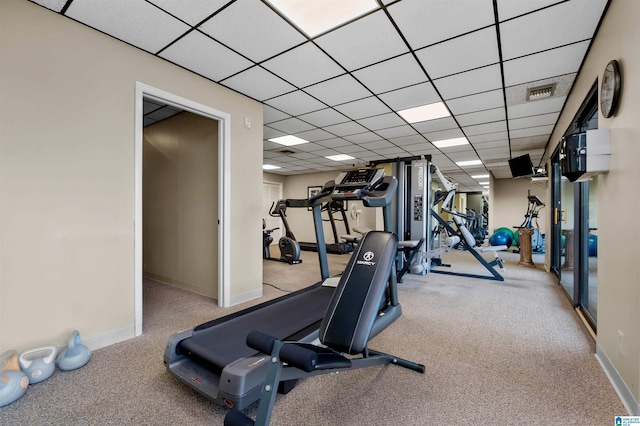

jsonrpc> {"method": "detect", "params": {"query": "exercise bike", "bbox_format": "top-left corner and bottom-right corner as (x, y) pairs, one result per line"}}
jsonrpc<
(264, 202), (302, 265)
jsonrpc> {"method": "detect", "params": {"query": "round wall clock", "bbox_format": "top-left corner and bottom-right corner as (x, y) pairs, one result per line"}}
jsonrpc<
(600, 59), (621, 118)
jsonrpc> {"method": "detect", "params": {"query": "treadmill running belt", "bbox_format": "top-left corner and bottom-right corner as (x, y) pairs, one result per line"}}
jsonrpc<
(179, 286), (335, 369)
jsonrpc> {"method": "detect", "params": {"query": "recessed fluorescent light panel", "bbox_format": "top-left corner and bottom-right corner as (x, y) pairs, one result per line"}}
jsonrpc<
(478, 181), (490, 186)
(263, 164), (281, 170)
(268, 135), (309, 146)
(471, 174), (489, 179)
(267, 0), (378, 37)
(326, 154), (355, 161)
(397, 102), (451, 123)
(456, 159), (483, 167)
(432, 137), (468, 149)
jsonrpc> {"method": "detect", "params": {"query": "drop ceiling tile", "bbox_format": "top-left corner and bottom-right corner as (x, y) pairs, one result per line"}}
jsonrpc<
(198, 0), (306, 62)
(446, 89), (505, 115)
(323, 120), (371, 136)
(447, 151), (481, 161)
(312, 148), (344, 157)
(352, 54), (427, 94)
(472, 139), (509, 149)
(294, 128), (335, 142)
(375, 147), (411, 157)
(508, 96), (566, 119)
(146, 105), (182, 122)
(496, 0), (558, 21)
(30, 0), (67, 12)
(510, 135), (547, 150)
(415, 27), (499, 79)
(500, 0), (607, 60)
(456, 108), (506, 127)
(434, 64), (503, 100)
(304, 74), (371, 107)
(334, 97), (392, 120)
(267, 118), (315, 134)
(357, 113), (406, 131)
(389, 134), (428, 147)
(376, 125), (419, 139)
(265, 90), (327, 116)
(509, 125), (555, 138)
(388, 0), (495, 49)
(468, 131), (508, 143)
(317, 137), (354, 148)
(222, 66), (295, 101)
(412, 117), (459, 134)
(66, 0), (190, 53)
(288, 152), (318, 160)
(404, 143), (438, 155)
(160, 31), (253, 81)
(264, 139), (285, 150)
(147, 0), (228, 25)
(263, 126), (286, 140)
(298, 109), (349, 127)
(264, 105), (291, 124)
(337, 145), (370, 154)
(315, 10), (408, 71)
(263, 150), (284, 159)
(463, 121), (507, 136)
(423, 128), (465, 142)
(477, 147), (511, 161)
(143, 100), (164, 115)
(261, 42), (345, 88)
(288, 142), (327, 153)
(503, 41), (590, 86)
(509, 112), (559, 130)
(513, 148), (544, 158)
(378, 82), (440, 111)
(361, 140), (396, 150)
(343, 132), (384, 144)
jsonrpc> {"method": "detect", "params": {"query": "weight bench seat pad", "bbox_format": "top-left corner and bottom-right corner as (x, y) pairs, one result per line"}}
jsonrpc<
(180, 285), (335, 369)
(319, 231), (398, 355)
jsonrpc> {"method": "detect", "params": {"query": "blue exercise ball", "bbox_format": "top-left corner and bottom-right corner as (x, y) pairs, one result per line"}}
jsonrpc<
(489, 231), (512, 248)
(588, 234), (598, 257)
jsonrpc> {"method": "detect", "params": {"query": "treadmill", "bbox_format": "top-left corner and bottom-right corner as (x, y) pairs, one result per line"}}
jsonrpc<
(164, 168), (395, 410)
(297, 200), (354, 255)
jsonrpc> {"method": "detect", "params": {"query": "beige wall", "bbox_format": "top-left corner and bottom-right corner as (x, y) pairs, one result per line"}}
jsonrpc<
(492, 178), (548, 236)
(545, 0), (640, 409)
(0, 0), (263, 352)
(143, 112), (218, 298)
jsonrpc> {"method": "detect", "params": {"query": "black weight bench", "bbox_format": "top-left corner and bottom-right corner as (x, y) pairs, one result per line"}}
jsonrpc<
(224, 231), (425, 426)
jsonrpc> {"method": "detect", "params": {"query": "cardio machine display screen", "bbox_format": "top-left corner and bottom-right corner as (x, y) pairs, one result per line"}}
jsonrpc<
(341, 169), (380, 185)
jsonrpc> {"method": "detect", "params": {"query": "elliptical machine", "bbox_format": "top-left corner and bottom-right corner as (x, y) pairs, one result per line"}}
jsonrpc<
(264, 200), (302, 265)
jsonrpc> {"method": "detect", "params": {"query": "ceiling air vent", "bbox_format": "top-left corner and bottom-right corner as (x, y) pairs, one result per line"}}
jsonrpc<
(526, 83), (556, 101)
(279, 149), (296, 154)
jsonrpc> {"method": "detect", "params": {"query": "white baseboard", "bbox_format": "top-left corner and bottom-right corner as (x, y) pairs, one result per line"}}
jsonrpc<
(83, 325), (136, 351)
(596, 343), (640, 415)
(229, 287), (263, 306)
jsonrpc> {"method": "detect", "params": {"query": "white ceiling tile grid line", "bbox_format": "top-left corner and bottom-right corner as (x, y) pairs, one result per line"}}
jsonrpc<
(29, 0), (609, 191)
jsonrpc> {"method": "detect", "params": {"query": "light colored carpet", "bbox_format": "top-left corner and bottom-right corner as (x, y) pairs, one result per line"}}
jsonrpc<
(0, 248), (626, 425)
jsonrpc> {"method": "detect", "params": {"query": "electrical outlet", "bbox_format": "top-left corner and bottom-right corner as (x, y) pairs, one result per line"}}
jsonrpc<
(618, 330), (624, 356)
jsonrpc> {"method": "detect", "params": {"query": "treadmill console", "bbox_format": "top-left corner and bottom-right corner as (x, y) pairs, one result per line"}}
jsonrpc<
(332, 168), (385, 200)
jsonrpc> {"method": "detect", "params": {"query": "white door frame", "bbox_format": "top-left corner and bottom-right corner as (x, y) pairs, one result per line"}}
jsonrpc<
(134, 82), (231, 336)
(263, 180), (284, 242)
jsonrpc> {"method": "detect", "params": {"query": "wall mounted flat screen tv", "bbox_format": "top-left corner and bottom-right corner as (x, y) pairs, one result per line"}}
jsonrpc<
(508, 154), (534, 178)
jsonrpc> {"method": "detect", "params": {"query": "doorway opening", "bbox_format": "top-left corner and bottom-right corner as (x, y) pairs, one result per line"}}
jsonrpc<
(134, 82), (231, 336)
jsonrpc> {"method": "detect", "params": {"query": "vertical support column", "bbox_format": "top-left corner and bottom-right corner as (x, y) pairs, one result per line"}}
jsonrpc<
(311, 203), (329, 280)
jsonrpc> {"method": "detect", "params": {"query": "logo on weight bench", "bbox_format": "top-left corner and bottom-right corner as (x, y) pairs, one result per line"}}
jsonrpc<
(357, 251), (376, 266)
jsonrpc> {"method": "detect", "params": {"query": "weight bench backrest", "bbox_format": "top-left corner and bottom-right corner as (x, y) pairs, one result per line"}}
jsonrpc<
(319, 231), (398, 355)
